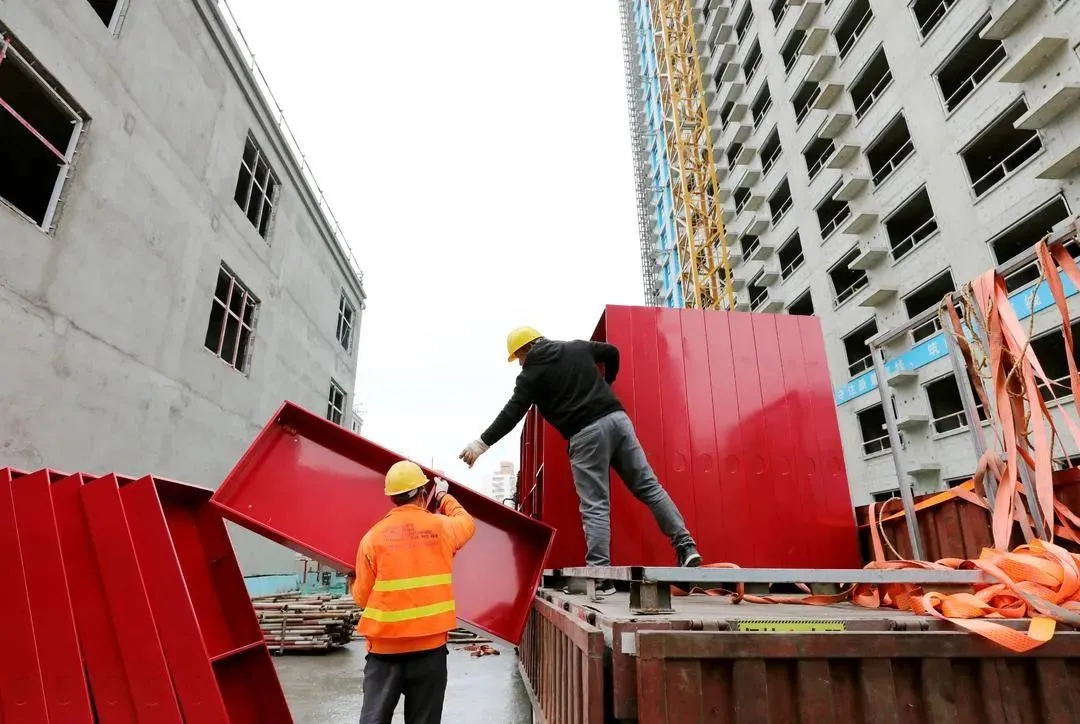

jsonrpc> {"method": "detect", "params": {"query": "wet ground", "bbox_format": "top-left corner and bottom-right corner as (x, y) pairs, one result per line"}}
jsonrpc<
(274, 642), (534, 723)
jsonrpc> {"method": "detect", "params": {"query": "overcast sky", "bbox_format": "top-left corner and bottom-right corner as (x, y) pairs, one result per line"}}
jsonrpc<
(225, 0), (645, 491)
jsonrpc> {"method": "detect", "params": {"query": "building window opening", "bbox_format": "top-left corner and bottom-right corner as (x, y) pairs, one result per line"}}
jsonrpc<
(961, 99), (1041, 198)
(990, 197), (1073, 291)
(87, 0), (124, 29)
(829, 247), (868, 306)
(1031, 321), (1080, 402)
(858, 403), (891, 456)
(805, 136), (836, 181)
(769, 179), (793, 225)
(817, 191), (852, 240)
(913, 0), (958, 39)
(843, 318), (878, 377)
(850, 47), (893, 120)
(336, 293), (356, 351)
(761, 130), (782, 175)
(204, 264), (260, 373)
(926, 374), (987, 435)
(885, 187), (938, 261)
(327, 380), (347, 425)
(779, 233), (805, 279)
(867, 115), (915, 187)
(835, 0), (874, 59)
(904, 270), (954, 343)
(0, 35), (84, 230)
(749, 273), (769, 311)
(734, 186), (752, 215)
(782, 30), (807, 74)
(935, 16), (1006, 113)
(793, 81), (821, 125)
(741, 235), (761, 258)
(787, 289), (815, 316)
(234, 135), (280, 240)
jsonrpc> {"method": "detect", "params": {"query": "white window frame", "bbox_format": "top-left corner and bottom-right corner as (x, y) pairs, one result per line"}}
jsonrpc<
(205, 264), (260, 374)
(327, 380), (347, 425)
(234, 134), (280, 240)
(961, 96), (1043, 201)
(336, 292), (356, 352)
(88, 0), (131, 34)
(0, 36), (84, 232)
(885, 186), (940, 263)
(908, 0), (959, 41)
(932, 15), (1007, 116)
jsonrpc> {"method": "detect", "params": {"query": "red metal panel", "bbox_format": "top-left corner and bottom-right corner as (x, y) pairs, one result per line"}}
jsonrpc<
(51, 473), (140, 724)
(212, 646), (292, 724)
(9, 469), (94, 723)
(0, 468), (48, 723)
(81, 475), (185, 723)
(212, 402), (556, 646)
(525, 306), (860, 568)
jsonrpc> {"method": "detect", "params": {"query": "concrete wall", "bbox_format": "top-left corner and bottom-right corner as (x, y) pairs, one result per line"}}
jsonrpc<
(0, 0), (365, 574)
(694, 0), (1080, 504)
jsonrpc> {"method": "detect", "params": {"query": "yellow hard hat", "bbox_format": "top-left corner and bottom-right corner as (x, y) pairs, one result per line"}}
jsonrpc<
(507, 326), (542, 362)
(384, 461), (428, 496)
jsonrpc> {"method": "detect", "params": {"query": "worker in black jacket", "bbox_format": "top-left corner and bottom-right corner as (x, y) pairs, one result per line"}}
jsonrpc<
(460, 327), (700, 593)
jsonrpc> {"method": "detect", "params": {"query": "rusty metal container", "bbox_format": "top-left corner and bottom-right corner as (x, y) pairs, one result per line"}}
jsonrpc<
(520, 588), (1080, 723)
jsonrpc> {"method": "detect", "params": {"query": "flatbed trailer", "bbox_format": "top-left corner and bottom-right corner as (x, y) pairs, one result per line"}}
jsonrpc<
(518, 572), (1080, 724)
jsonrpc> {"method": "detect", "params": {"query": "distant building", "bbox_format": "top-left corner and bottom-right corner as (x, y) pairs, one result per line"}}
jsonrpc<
(487, 462), (516, 504)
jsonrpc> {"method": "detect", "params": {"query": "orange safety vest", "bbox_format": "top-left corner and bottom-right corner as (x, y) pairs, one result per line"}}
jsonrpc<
(353, 497), (475, 654)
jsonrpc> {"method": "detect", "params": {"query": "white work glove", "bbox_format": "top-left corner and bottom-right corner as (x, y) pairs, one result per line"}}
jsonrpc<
(459, 439), (489, 468)
(433, 477), (450, 501)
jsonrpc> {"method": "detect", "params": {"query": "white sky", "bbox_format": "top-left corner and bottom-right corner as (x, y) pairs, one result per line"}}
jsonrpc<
(225, 0), (645, 491)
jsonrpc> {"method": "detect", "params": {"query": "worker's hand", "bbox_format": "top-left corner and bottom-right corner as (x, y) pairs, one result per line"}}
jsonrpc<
(433, 477), (450, 503)
(459, 440), (489, 468)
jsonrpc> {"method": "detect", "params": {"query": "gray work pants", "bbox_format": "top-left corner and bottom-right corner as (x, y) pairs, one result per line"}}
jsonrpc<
(568, 411), (694, 566)
(358, 647), (448, 724)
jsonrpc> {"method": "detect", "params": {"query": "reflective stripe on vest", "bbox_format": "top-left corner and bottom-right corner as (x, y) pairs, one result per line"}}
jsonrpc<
(372, 573), (453, 592)
(362, 600), (456, 623)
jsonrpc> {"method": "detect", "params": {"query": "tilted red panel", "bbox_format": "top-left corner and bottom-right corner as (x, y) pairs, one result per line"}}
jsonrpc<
(212, 402), (556, 645)
(521, 306), (861, 568)
(0, 468), (48, 723)
(9, 469), (94, 723)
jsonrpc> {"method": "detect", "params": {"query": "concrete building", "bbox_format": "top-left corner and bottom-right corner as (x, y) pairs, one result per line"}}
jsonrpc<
(0, 0), (366, 574)
(623, 0), (1080, 504)
(487, 462), (517, 504)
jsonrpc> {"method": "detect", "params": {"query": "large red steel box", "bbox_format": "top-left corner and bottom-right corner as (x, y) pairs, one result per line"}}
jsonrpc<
(519, 305), (861, 569)
(212, 402), (556, 646)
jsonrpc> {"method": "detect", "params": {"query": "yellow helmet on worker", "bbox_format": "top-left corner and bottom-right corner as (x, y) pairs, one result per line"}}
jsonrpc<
(384, 460), (428, 496)
(507, 326), (542, 362)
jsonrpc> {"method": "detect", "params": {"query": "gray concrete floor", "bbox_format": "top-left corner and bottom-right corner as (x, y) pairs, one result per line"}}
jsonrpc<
(274, 643), (533, 723)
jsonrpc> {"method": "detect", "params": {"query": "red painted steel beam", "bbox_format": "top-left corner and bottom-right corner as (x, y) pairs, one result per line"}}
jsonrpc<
(81, 475), (184, 723)
(51, 472), (140, 724)
(9, 470), (94, 723)
(0, 468), (48, 723)
(212, 401), (556, 645)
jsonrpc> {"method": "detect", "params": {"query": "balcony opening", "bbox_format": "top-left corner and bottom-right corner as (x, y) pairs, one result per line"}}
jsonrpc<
(787, 289), (815, 316)
(779, 233), (805, 279)
(727, 142), (744, 168)
(867, 115), (915, 186)
(990, 196), (1074, 291)
(850, 47), (893, 120)
(926, 374), (987, 435)
(1030, 321), (1080, 402)
(817, 189), (852, 240)
(782, 29), (807, 74)
(885, 187), (938, 261)
(735, 2), (754, 43)
(751, 85), (772, 127)
(858, 403), (891, 456)
(835, 0), (874, 59)
(761, 130), (783, 175)
(771, 0), (789, 25)
(769, 178), (793, 225)
(734, 186), (752, 215)
(0, 34), (84, 230)
(749, 273), (769, 310)
(793, 81), (821, 125)
(741, 235), (761, 258)
(829, 247), (868, 305)
(804, 136), (836, 181)
(961, 99), (1042, 198)
(912, 0), (958, 39)
(745, 41), (764, 84)
(720, 101), (735, 125)
(904, 270), (954, 343)
(844, 318), (878, 377)
(935, 17), (1006, 112)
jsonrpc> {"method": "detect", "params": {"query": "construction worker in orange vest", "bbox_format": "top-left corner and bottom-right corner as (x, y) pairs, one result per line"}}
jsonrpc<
(349, 460), (476, 724)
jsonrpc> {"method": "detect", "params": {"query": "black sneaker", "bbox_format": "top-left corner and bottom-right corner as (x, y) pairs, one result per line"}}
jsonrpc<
(595, 580), (616, 597)
(678, 545), (702, 568)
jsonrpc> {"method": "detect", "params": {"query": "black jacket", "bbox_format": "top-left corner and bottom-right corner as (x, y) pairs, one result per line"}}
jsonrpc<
(480, 338), (624, 445)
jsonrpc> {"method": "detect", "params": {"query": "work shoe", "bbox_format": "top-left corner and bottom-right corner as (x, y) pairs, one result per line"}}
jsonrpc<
(677, 545), (702, 568)
(595, 580), (617, 597)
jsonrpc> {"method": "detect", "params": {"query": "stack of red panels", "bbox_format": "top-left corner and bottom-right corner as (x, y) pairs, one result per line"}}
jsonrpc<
(0, 468), (291, 723)
(518, 305), (862, 569)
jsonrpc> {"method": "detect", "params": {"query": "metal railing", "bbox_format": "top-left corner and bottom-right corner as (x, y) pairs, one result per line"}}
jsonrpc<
(848, 351), (874, 377)
(916, 0), (958, 38)
(911, 315), (943, 344)
(780, 249), (805, 279)
(838, 5), (874, 59)
(854, 69), (894, 119)
(752, 96), (773, 126)
(833, 270), (869, 306)
(932, 409), (969, 435)
(942, 43), (1007, 112)
(213, 0), (365, 287)
(807, 143), (835, 179)
(862, 432), (892, 456)
(745, 49), (763, 84)
(889, 215), (938, 261)
(761, 144), (782, 175)
(820, 204), (852, 239)
(770, 195), (793, 225)
(795, 85), (823, 124)
(750, 283), (769, 310)
(971, 133), (1043, 198)
(871, 137), (915, 186)
(742, 236), (761, 258)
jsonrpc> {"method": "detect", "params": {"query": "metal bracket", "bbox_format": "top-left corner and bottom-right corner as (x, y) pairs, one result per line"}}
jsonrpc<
(630, 581), (674, 614)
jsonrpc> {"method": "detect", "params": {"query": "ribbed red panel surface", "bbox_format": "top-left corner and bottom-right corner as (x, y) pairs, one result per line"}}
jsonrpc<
(521, 306), (860, 568)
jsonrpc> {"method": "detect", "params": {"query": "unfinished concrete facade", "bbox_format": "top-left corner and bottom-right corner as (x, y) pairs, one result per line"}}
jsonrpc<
(662, 0), (1080, 504)
(0, 0), (366, 574)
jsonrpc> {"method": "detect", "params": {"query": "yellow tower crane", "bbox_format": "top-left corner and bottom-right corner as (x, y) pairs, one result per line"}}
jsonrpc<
(650, 0), (735, 310)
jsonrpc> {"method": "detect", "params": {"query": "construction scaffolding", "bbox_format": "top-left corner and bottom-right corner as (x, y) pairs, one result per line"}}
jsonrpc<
(649, 0), (735, 310)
